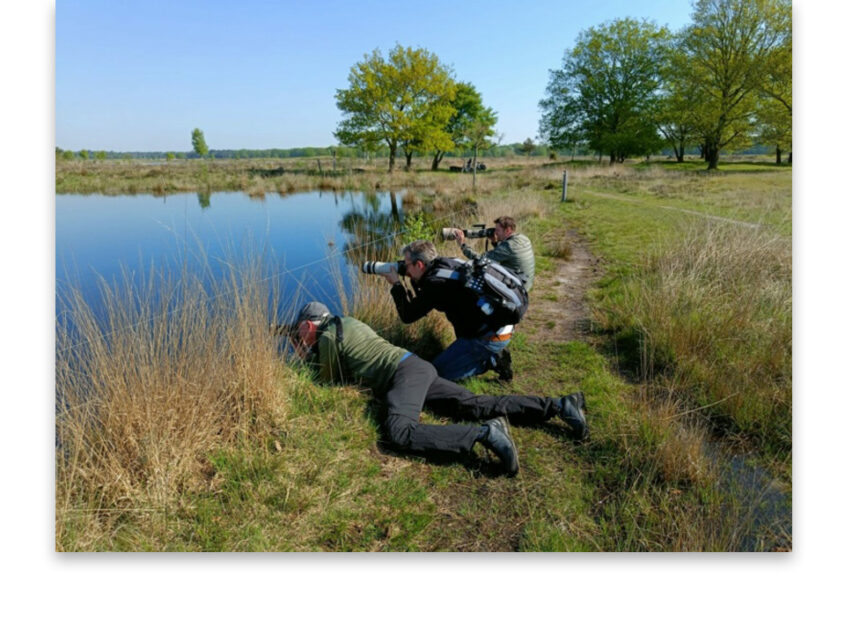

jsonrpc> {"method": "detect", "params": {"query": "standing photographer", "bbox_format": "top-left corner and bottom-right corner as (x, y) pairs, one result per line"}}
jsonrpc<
(382, 240), (517, 381)
(454, 216), (535, 292)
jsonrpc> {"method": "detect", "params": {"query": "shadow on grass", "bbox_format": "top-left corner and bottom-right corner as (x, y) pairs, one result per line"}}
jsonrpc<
(362, 387), (583, 478)
(595, 327), (647, 382)
(375, 441), (510, 478)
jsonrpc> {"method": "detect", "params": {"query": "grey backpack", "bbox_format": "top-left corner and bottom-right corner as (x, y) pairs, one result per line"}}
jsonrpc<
(434, 256), (529, 326)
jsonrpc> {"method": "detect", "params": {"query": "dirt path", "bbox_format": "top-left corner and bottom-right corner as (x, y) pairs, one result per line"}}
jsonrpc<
(521, 224), (791, 551)
(521, 228), (602, 343)
(419, 228), (603, 551)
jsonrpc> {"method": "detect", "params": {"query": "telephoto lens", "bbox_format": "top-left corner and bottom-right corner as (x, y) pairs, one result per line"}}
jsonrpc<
(441, 227), (461, 241)
(361, 260), (406, 276)
(466, 227), (495, 239)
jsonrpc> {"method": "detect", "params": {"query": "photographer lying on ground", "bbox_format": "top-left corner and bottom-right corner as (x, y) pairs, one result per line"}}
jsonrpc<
(284, 301), (588, 476)
(382, 240), (524, 381)
(452, 216), (535, 292)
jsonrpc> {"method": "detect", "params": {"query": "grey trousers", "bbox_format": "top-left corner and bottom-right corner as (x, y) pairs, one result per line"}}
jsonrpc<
(383, 354), (559, 455)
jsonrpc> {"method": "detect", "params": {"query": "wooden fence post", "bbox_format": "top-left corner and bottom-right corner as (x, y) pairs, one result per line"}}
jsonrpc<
(561, 170), (568, 202)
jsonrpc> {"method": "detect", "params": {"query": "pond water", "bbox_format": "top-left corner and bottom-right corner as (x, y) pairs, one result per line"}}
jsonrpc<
(56, 189), (408, 323)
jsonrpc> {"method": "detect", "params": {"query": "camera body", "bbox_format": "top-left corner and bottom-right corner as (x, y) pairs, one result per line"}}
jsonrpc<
(269, 323), (297, 336)
(361, 260), (408, 276)
(441, 223), (495, 241)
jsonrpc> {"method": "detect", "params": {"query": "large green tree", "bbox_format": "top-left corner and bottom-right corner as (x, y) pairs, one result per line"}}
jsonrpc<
(759, 24), (791, 117)
(191, 128), (209, 157)
(335, 45), (456, 172)
(430, 82), (495, 170)
(539, 18), (670, 163)
(757, 9), (792, 163)
(656, 46), (701, 163)
(680, 0), (790, 169)
(755, 97), (791, 163)
(464, 108), (498, 189)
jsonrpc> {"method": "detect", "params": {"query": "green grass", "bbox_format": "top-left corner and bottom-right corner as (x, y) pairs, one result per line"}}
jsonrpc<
(575, 166), (792, 235)
(560, 166), (791, 463)
(56, 158), (791, 551)
(159, 336), (662, 551)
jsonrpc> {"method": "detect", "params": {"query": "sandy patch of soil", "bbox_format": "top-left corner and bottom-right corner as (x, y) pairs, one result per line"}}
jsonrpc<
(521, 229), (602, 342)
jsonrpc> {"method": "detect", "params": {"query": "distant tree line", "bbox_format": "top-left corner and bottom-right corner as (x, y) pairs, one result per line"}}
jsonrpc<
(57, 1), (790, 172)
(54, 139), (780, 163)
(55, 141), (585, 162)
(55, 146), (365, 161)
(539, 0), (791, 169)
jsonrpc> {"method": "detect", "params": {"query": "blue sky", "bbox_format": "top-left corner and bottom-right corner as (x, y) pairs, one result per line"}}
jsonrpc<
(56, 0), (694, 152)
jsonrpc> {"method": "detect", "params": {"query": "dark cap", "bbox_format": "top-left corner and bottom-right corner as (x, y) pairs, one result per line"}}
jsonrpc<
(295, 301), (331, 325)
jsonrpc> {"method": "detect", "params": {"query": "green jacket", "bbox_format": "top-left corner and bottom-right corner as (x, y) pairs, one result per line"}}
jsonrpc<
(461, 233), (535, 291)
(311, 316), (408, 393)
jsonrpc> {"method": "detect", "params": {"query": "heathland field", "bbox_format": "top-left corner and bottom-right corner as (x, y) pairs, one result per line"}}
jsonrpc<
(55, 156), (792, 551)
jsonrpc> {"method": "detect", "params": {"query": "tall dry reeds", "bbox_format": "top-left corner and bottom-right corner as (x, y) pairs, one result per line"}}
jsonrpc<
(477, 190), (549, 224)
(612, 222), (791, 452)
(55, 254), (293, 549)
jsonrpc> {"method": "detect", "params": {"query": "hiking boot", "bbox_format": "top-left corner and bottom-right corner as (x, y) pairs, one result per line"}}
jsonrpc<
(480, 416), (519, 476)
(558, 392), (589, 441)
(494, 348), (513, 382)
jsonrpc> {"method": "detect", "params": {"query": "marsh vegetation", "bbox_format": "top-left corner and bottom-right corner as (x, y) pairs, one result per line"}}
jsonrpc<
(56, 155), (791, 551)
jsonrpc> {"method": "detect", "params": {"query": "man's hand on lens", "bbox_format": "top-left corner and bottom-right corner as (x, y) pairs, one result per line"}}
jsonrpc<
(382, 271), (400, 285)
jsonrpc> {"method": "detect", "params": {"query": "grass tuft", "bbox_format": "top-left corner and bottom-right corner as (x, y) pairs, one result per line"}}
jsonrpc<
(605, 223), (791, 454)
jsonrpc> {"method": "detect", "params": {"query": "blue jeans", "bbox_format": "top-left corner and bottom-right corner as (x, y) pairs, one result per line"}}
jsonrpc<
(432, 336), (510, 381)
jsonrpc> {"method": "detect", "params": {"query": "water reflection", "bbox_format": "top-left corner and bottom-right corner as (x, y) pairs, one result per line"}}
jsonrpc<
(339, 189), (404, 266)
(197, 190), (211, 209)
(55, 189), (409, 323)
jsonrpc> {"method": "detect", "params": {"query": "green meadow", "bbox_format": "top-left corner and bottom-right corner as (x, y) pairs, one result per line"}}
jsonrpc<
(56, 155), (791, 551)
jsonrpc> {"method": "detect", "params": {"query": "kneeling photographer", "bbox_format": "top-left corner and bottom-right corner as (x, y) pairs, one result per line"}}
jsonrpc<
(378, 239), (524, 382)
(447, 215), (535, 292)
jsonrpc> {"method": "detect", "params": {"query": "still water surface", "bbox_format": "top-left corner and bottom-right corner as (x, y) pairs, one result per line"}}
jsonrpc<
(56, 190), (407, 321)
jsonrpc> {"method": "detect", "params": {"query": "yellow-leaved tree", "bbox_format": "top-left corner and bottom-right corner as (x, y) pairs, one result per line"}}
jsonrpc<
(335, 45), (456, 172)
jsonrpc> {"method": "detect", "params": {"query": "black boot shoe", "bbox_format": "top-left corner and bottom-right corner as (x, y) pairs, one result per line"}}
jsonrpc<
(494, 348), (513, 382)
(479, 416), (519, 476)
(558, 392), (589, 441)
